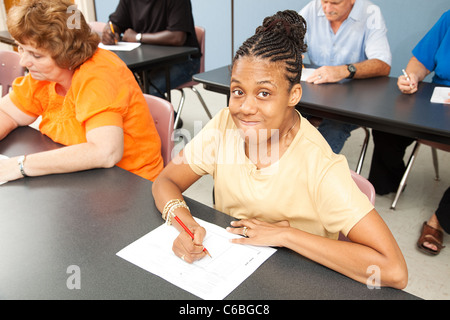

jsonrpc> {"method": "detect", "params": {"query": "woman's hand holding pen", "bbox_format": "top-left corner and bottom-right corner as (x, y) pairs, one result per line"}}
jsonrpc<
(172, 224), (208, 264)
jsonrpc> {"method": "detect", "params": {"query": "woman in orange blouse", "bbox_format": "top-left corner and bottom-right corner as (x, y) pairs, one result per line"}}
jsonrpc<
(0, 0), (163, 182)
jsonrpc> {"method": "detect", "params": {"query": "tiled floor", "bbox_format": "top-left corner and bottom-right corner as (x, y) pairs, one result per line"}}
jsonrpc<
(173, 84), (450, 300)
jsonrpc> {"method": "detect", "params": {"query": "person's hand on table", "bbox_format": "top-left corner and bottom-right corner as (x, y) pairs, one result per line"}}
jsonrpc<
(101, 24), (119, 45)
(306, 66), (346, 84)
(0, 156), (25, 183)
(445, 93), (450, 104)
(172, 224), (208, 264)
(122, 29), (139, 43)
(227, 219), (291, 247)
(398, 73), (419, 94)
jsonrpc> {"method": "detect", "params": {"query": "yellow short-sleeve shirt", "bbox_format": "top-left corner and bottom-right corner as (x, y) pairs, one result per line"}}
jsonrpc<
(184, 108), (373, 239)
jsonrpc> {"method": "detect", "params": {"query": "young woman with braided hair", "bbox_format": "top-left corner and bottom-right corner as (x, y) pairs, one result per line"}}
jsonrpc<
(152, 10), (407, 289)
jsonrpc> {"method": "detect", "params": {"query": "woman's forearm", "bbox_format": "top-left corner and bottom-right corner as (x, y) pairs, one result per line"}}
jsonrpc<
(280, 210), (407, 289)
(405, 56), (431, 82)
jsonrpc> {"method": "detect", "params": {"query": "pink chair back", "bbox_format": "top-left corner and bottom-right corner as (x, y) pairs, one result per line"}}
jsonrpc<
(350, 170), (376, 205)
(0, 50), (26, 97)
(89, 21), (107, 35)
(143, 94), (174, 166)
(339, 171), (376, 242)
(195, 26), (205, 74)
(177, 26), (205, 89)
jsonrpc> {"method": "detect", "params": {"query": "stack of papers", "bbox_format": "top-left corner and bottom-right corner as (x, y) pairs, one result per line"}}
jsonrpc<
(117, 217), (276, 300)
(430, 87), (450, 104)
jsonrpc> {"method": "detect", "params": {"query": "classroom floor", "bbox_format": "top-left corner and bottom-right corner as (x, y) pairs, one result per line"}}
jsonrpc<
(173, 84), (450, 300)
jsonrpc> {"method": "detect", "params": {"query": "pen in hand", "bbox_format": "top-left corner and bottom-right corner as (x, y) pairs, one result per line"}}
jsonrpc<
(402, 69), (414, 89)
(109, 21), (118, 44)
(174, 215), (212, 258)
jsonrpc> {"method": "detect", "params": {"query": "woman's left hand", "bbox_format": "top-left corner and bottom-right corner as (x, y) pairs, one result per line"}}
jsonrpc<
(0, 156), (24, 184)
(227, 219), (290, 247)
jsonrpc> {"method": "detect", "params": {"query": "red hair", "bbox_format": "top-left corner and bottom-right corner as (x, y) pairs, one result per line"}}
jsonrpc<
(7, 0), (100, 70)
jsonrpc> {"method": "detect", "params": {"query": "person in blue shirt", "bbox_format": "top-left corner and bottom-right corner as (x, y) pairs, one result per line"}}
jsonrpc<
(368, 10), (450, 255)
(299, 0), (391, 153)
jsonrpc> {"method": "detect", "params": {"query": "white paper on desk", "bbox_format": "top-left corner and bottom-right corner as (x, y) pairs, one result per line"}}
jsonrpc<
(0, 155), (8, 186)
(99, 42), (141, 51)
(116, 217), (277, 300)
(431, 87), (450, 104)
(301, 68), (315, 81)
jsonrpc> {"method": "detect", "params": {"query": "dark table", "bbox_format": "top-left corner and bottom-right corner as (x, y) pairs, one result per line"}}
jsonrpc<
(0, 127), (418, 301)
(112, 44), (198, 100)
(193, 66), (450, 145)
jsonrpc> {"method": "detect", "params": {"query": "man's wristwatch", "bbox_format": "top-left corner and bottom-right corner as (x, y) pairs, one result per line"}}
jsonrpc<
(346, 64), (356, 79)
(135, 33), (142, 43)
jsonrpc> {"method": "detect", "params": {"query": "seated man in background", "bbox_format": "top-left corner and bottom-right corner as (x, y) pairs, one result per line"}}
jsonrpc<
(299, 0), (391, 153)
(102, 0), (201, 109)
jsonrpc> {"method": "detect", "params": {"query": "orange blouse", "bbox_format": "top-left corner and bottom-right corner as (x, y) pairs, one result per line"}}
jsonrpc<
(10, 48), (163, 181)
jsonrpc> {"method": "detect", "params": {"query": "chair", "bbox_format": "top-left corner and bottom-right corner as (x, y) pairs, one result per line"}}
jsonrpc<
(390, 139), (450, 210)
(338, 170), (376, 241)
(89, 21), (106, 35)
(0, 50), (26, 97)
(350, 169), (376, 205)
(144, 94), (175, 166)
(174, 26), (213, 129)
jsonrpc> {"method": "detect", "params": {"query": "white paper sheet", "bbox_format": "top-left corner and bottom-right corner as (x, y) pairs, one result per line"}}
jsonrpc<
(301, 67), (315, 81)
(116, 217), (277, 300)
(430, 87), (450, 104)
(98, 42), (141, 52)
(0, 155), (8, 186)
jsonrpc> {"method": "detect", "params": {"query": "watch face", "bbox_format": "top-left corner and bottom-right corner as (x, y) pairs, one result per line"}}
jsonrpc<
(348, 64), (356, 72)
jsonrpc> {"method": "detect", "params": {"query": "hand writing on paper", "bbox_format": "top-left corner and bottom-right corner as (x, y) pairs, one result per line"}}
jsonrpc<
(398, 73), (419, 95)
(227, 219), (290, 247)
(102, 23), (120, 45)
(445, 93), (450, 104)
(172, 224), (208, 264)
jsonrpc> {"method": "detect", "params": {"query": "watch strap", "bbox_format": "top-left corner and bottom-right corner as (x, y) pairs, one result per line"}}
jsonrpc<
(17, 155), (28, 177)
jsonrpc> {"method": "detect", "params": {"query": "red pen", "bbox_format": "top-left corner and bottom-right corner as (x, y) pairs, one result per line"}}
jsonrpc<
(173, 215), (212, 258)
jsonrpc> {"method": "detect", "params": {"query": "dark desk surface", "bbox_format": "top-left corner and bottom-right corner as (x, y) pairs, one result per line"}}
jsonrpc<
(113, 44), (198, 100)
(113, 44), (198, 73)
(193, 66), (450, 145)
(0, 127), (418, 300)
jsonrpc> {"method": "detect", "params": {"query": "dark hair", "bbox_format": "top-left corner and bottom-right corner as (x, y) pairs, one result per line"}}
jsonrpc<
(232, 10), (307, 89)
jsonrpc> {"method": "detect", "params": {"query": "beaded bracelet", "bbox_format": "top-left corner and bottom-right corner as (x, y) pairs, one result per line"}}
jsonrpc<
(162, 199), (190, 225)
(162, 199), (183, 220)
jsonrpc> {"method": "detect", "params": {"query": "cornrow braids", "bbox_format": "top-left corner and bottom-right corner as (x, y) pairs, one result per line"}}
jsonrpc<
(232, 10), (307, 89)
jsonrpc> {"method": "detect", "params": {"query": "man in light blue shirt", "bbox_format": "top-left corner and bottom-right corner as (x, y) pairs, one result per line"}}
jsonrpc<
(299, 0), (391, 153)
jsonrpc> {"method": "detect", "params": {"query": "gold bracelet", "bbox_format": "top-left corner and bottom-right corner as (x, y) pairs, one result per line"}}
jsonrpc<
(162, 199), (182, 220)
(162, 199), (189, 225)
(166, 201), (190, 226)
